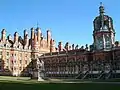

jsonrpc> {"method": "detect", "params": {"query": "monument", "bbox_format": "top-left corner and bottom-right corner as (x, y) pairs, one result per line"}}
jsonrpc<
(36, 58), (45, 81)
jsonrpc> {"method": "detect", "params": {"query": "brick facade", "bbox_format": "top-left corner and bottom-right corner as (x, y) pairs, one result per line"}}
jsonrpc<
(0, 27), (56, 76)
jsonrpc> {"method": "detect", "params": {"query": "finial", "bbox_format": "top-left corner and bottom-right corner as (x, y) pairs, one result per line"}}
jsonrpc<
(100, 2), (102, 6)
(99, 2), (105, 15)
(37, 22), (39, 28)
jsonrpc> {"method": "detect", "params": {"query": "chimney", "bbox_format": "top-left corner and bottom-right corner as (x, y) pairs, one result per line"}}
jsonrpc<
(36, 27), (41, 44)
(65, 42), (69, 51)
(58, 42), (62, 52)
(34, 33), (37, 44)
(24, 34), (29, 46)
(14, 32), (18, 42)
(31, 27), (34, 40)
(72, 44), (75, 50)
(24, 29), (28, 39)
(47, 30), (51, 47)
(1, 29), (6, 42)
(7, 34), (12, 41)
(50, 39), (55, 53)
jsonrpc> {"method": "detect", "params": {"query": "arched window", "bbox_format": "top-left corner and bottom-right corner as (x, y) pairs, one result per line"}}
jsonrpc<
(105, 35), (111, 48)
(96, 36), (103, 49)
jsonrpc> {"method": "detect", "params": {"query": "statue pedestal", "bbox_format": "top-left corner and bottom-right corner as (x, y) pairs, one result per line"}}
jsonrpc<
(36, 58), (45, 81)
(38, 71), (45, 81)
(38, 76), (44, 81)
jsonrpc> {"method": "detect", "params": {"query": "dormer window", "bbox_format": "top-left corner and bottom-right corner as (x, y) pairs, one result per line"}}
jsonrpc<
(4, 44), (6, 47)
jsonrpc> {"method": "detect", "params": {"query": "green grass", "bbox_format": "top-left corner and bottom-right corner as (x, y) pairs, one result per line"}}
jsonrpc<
(0, 81), (120, 90)
(0, 76), (120, 90)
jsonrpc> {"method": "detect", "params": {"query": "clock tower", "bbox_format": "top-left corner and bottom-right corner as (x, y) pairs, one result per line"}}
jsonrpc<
(93, 3), (115, 51)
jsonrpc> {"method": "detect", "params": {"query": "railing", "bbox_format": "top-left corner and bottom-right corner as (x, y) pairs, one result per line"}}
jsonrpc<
(75, 71), (82, 79)
(97, 71), (104, 79)
(105, 70), (112, 79)
(81, 71), (89, 80)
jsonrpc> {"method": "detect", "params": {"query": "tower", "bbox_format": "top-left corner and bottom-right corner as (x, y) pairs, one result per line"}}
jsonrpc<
(93, 3), (115, 51)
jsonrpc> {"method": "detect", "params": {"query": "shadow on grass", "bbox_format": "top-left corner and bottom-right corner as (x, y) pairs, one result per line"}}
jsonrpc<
(0, 80), (120, 90)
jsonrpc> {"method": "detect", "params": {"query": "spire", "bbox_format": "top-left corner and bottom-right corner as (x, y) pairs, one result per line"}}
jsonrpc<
(99, 2), (105, 15)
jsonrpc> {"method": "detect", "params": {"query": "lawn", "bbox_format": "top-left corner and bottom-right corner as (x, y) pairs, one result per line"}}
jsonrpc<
(0, 76), (120, 90)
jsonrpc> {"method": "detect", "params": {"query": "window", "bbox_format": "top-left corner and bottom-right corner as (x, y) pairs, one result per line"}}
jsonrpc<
(0, 66), (1, 70)
(14, 60), (16, 63)
(20, 60), (22, 64)
(7, 59), (9, 63)
(0, 59), (2, 62)
(25, 54), (27, 57)
(14, 67), (16, 70)
(25, 60), (27, 64)
(6, 66), (8, 69)
(7, 52), (9, 56)
(0, 51), (2, 55)
(11, 54), (13, 56)
(4, 44), (6, 47)
(105, 36), (111, 48)
(31, 54), (35, 58)
(19, 67), (22, 70)
(20, 53), (22, 57)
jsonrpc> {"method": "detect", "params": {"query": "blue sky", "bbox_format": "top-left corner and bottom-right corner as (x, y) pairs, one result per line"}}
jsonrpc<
(0, 0), (120, 47)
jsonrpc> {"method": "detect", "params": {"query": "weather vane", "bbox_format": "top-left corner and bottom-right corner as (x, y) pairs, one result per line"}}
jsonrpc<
(37, 22), (39, 28)
(100, 2), (103, 6)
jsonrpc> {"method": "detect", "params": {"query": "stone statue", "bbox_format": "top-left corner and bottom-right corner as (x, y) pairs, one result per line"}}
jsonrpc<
(75, 45), (79, 49)
(80, 46), (84, 49)
(72, 44), (74, 50)
(85, 44), (88, 50)
(36, 58), (45, 81)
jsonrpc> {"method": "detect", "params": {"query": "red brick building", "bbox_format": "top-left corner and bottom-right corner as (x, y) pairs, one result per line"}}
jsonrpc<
(1, 3), (120, 80)
(38, 3), (120, 79)
(0, 27), (56, 76)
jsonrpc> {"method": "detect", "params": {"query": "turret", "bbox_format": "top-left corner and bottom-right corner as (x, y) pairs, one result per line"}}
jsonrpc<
(93, 2), (115, 51)
(1, 29), (6, 42)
